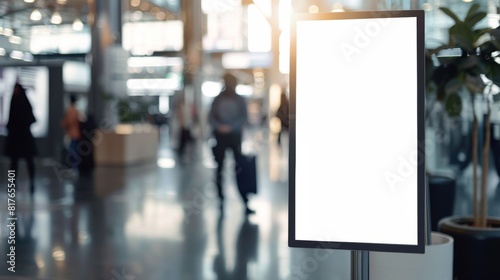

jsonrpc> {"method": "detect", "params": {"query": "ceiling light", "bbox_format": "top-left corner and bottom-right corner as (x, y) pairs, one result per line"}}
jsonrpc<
(30, 9), (42, 21)
(24, 0), (35, 3)
(23, 53), (34, 62)
(9, 36), (22, 44)
(51, 11), (62, 24)
(140, 2), (149, 11)
(156, 11), (166, 20)
(3, 28), (13, 37)
(57, 0), (67, 4)
(0, 48), (6, 56)
(132, 11), (143, 21)
(331, 3), (344, 12)
(72, 18), (84, 30)
(131, 0), (140, 7)
(422, 3), (433, 11)
(10, 51), (24, 60)
(308, 5), (319, 13)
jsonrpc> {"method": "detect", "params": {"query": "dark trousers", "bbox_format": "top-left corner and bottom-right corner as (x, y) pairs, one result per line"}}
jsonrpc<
(69, 139), (80, 169)
(213, 131), (247, 204)
(178, 127), (191, 154)
(10, 156), (35, 192)
(278, 125), (288, 145)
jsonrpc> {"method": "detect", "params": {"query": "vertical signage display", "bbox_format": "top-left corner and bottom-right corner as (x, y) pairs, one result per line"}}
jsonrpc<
(289, 11), (425, 253)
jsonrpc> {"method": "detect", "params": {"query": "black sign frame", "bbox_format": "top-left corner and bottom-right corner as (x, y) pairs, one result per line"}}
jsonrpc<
(288, 10), (425, 254)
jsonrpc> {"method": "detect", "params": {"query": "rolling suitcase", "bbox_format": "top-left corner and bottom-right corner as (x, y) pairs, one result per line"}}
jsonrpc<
(236, 155), (257, 196)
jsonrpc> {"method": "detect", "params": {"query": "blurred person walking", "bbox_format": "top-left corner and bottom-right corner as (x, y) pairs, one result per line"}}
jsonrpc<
(276, 88), (289, 146)
(175, 91), (192, 158)
(61, 95), (82, 174)
(4, 83), (37, 194)
(209, 72), (255, 215)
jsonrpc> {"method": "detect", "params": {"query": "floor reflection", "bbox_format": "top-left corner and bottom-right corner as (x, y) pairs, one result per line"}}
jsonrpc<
(1, 127), (499, 280)
(213, 213), (259, 280)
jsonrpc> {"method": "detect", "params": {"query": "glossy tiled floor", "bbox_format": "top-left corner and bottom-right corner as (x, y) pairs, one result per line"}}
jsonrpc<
(0, 127), (499, 280)
(0, 128), (351, 280)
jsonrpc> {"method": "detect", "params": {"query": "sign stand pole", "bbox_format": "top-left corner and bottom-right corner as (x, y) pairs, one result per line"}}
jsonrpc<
(351, 250), (369, 280)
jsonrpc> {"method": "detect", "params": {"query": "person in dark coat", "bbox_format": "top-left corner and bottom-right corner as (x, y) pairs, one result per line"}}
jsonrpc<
(276, 88), (289, 146)
(4, 83), (37, 194)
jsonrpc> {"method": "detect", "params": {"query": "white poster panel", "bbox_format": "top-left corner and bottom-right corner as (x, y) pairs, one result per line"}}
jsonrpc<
(290, 11), (424, 253)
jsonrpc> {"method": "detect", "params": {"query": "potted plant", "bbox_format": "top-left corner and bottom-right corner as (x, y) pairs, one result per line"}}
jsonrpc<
(370, 231), (453, 280)
(427, 4), (500, 279)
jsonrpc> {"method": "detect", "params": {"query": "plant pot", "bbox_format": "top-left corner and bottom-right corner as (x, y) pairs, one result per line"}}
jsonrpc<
(438, 216), (500, 280)
(369, 232), (453, 280)
(490, 123), (500, 177)
(428, 175), (456, 231)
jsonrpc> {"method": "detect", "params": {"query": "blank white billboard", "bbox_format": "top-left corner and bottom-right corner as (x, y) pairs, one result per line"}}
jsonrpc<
(289, 11), (425, 253)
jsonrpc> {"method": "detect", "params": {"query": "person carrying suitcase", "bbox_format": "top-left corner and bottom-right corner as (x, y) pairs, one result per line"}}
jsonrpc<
(209, 72), (255, 215)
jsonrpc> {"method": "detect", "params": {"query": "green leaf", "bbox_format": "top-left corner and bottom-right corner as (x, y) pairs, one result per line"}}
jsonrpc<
(440, 7), (461, 23)
(450, 22), (475, 51)
(465, 12), (487, 29)
(445, 93), (462, 117)
(475, 27), (492, 37)
(474, 28), (492, 47)
(465, 3), (482, 22)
